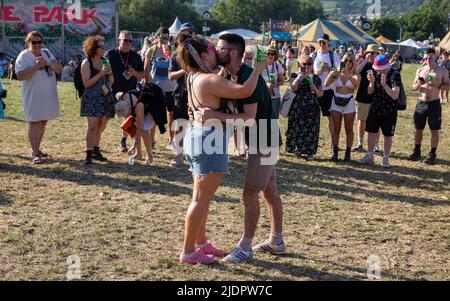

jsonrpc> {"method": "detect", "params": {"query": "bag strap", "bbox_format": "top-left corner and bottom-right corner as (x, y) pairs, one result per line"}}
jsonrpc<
(329, 51), (334, 69)
(87, 57), (96, 79)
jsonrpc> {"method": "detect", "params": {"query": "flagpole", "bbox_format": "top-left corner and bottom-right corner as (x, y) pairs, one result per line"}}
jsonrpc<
(61, 0), (65, 64)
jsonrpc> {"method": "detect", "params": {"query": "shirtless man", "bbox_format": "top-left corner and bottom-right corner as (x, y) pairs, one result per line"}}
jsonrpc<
(408, 48), (450, 165)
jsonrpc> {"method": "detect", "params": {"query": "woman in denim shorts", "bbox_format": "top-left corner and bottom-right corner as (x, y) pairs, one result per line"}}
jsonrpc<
(176, 35), (266, 265)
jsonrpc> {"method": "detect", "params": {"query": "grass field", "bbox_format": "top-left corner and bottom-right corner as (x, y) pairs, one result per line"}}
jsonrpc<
(0, 64), (449, 280)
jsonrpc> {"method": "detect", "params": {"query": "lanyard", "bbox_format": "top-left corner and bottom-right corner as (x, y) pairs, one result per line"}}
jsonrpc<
(118, 48), (130, 69)
(266, 62), (276, 76)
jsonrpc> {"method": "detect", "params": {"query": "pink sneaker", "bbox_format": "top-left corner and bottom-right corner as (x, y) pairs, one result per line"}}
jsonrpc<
(197, 241), (225, 257)
(179, 251), (216, 265)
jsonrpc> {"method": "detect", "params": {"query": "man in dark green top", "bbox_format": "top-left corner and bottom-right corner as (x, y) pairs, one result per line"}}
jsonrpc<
(197, 34), (285, 263)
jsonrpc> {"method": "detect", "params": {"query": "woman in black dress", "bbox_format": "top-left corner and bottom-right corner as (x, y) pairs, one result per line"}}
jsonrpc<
(286, 55), (323, 160)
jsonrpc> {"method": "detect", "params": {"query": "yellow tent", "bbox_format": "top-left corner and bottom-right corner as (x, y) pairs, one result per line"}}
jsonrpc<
(376, 35), (396, 45)
(439, 31), (450, 51)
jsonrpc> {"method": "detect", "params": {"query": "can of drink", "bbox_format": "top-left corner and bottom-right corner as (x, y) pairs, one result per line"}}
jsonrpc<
(102, 58), (111, 75)
(256, 45), (268, 62)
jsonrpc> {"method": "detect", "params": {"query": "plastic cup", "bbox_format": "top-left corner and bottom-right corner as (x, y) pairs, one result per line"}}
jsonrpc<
(128, 157), (135, 165)
(269, 73), (276, 84)
(428, 71), (436, 83)
(306, 74), (314, 86)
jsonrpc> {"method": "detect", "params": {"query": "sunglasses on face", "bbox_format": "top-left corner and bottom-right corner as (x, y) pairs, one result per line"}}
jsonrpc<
(267, 53), (276, 56)
(367, 52), (375, 55)
(97, 45), (105, 49)
(31, 40), (43, 45)
(121, 39), (133, 44)
(302, 63), (312, 66)
(208, 45), (217, 54)
(160, 36), (169, 41)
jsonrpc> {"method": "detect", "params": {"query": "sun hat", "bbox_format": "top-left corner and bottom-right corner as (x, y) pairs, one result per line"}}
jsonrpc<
(366, 44), (378, 53)
(373, 55), (391, 71)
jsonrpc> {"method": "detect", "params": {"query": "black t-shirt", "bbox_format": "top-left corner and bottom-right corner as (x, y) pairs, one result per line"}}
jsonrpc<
(105, 49), (144, 95)
(168, 51), (185, 98)
(355, 62), (374, 103)
(370, 69), (401, 116)
(224, 64), (281, 149)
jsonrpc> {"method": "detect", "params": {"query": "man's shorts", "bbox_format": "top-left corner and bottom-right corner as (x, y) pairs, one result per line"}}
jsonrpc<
(244, 150), (278, 192)
(164, 92), (175, 113)
(356, 102), (371, 121)
(366, 111), (398, 137)
(413, 99), (442, 131)
(318, 89), (334, 117)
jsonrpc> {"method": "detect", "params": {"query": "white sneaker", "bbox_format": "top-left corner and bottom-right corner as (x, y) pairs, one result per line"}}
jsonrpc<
(222, 246), (253, 263)
(382, 156), (391, 168)
(357, 153), (375, 166)
(252, 240), (286, 255)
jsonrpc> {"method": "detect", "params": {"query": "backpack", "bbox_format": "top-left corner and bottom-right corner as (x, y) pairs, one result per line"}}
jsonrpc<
(134, 82), (165, 114)
(74, 58), (95, 98)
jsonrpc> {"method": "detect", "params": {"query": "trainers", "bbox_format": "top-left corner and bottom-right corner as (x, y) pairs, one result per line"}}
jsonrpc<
(222, 246), (253, 263)
(352, 145), (364, 152)
(252, 240), (286, 255)
(92, 148), (108, 162)
(374, 145), (382, 154)
(407, 149), (421, 161)
(179, 251), (216, 265)
(357, 154), (375, 166)
(170, 155), (183, 167)
(423, 153), (436, 165)
(381, 156), (391, 168)
(197, 241), (225, 257)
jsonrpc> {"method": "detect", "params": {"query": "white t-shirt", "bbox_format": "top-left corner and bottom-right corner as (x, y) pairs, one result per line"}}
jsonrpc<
(15, 49), (60, 122)
(314, 51), (340, 90)
(262, 61), (284, 98)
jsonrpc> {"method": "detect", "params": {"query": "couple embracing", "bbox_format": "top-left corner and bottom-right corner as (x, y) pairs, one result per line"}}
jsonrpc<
(176, 34), (285, 265)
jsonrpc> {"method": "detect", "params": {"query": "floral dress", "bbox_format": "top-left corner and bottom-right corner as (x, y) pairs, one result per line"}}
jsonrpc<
(285, 74), (322, 156)
(80, 62), (116, 118)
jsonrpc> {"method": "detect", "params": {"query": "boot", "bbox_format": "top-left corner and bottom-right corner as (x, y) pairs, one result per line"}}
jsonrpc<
(83, 150), (93, 165)
(331, 146), (339, 162)
(92, 146), (108, 162)
(344, 147), (351, 162)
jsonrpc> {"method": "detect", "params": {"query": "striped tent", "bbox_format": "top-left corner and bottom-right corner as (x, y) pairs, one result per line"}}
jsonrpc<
(296, 18), (362, 43)
(337, 20), (378, 44)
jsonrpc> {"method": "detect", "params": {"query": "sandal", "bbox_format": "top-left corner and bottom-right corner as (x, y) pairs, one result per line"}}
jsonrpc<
(31, 156), (43, 165)
(144, 155), (153, 165)
(38, 150), (49, 158)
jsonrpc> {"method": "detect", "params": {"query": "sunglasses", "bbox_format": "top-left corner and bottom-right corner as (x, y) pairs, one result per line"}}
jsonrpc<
(208, 45), (217, 54)
(159, 36), (169, 41)
(267, 53), (276, 56)
(302, 63), (312, 66)
(367, 51), (375, 55)
(121, 39), (133, 43)
(32, 40), (43, 45)
(97, 45), (105, 49)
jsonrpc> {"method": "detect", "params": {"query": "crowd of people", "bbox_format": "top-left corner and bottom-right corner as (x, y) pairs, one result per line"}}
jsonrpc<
(7, 25), (450, 265)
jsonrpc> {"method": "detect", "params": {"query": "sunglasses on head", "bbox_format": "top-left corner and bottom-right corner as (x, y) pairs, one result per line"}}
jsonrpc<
(32, 40), (43, 45)
(121, 39), (133, 43)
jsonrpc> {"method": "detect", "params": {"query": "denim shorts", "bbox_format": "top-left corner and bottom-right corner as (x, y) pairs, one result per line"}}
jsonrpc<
(184, 124), (230, 176)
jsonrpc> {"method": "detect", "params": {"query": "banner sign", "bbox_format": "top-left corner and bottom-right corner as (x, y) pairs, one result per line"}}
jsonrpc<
(1, 0), (116, 37)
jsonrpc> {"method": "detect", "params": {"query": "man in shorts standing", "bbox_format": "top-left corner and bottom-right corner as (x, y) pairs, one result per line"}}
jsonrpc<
(408, 48), (450, 165)
(197, 34), (285, 263)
